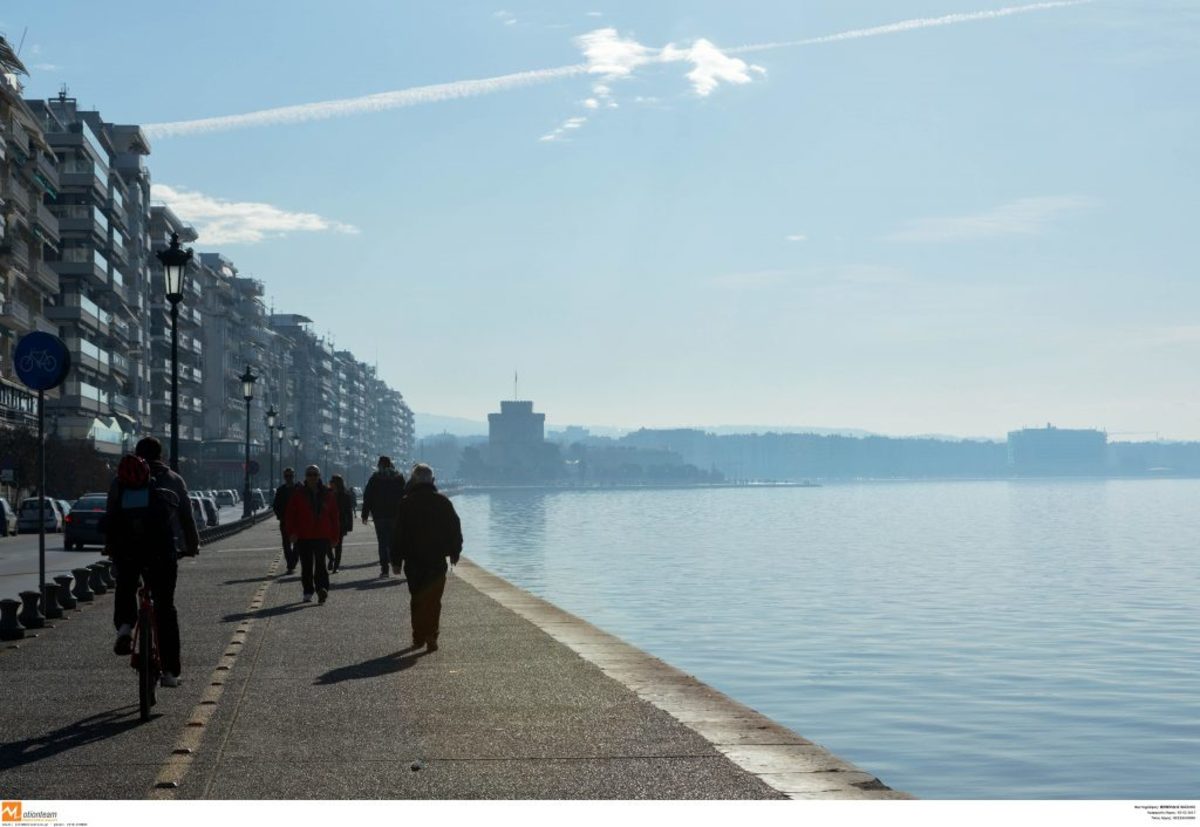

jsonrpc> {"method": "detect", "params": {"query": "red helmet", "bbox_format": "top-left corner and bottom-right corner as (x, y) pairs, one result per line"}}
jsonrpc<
(117, 454), (150, 487)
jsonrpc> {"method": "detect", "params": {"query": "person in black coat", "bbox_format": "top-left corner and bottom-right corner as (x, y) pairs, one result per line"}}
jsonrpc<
(390, 463), (462, 652)
(328, 474), (354, 573)
(272, 468), (300, 573)
(361, 456), (406, 578)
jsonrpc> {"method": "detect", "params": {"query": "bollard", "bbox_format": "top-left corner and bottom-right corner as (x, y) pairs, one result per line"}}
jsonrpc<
(42, 583), (63, 620)
(95, 560), (115, 588)
(18, 590), (45, 629)
(87, 564), (107, 596)
(54, 575), (77, 610)
(0, 598), (24, 640)
(71, 568), (95, 602)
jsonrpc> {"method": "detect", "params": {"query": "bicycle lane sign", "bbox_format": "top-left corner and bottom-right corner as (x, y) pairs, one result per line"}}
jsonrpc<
(14, 331), (71, 391)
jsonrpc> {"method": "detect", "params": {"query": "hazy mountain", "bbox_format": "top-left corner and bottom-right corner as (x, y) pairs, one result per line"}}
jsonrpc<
(414, 412), (488, 438)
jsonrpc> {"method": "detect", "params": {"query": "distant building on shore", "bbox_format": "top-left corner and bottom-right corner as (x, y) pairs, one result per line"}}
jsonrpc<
(1007, 424), (1106, 475)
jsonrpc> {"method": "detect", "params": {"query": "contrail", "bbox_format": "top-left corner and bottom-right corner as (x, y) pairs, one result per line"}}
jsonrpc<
(729, 0), (1090, 54)
(144, 1), (1088, 139)
(144, 64), (588, 139)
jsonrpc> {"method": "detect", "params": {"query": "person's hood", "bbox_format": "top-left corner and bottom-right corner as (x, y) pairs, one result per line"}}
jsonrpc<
(374, 467), (400, 479)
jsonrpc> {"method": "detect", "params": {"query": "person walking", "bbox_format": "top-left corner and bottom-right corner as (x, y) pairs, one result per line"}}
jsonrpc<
(284, 465), (340, 604)
(361, 456), (406, 579)
(390, 464), (462, 652)
(272, 468), (300, 574)
(106, 437), (200, 687)
(328, 473), (354, 574)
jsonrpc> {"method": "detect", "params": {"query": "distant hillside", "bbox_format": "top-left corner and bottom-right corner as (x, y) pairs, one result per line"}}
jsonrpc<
(414, 412), (488, 438)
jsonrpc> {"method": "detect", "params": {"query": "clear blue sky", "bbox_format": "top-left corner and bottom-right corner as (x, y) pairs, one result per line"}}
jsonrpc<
(5, 1), (1197, 438)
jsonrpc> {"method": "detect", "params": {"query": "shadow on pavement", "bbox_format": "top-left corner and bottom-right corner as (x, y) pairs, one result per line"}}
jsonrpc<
(314, 647), (427, 685)
(0, 705), (145, 770)
(223, 576), (274, 585)
(223, 603), (306, 623)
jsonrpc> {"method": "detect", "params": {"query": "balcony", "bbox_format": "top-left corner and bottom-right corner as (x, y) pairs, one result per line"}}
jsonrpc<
(54, 248), (109, 288)
(110, 352), (130, 377)
(33, 152), (60, 196)
(58, 159), (107, 199)
(0, 237), (30, 270)
(0, 298), (34, 332)
(34, 201), (61, 246)
(33, 260), (59, 295)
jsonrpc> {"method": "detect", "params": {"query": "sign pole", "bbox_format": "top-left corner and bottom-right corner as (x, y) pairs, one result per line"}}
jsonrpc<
(37, 388), (45, 607)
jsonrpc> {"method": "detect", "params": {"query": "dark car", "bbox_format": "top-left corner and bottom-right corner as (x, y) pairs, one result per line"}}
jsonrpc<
(64, 493), (108, 550)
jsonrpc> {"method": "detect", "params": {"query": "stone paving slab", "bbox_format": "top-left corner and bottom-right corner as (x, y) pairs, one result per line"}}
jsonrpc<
(0, 521), (907, 800)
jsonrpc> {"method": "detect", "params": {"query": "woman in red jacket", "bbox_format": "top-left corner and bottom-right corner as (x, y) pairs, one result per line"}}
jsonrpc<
(284, 465), (341, 604)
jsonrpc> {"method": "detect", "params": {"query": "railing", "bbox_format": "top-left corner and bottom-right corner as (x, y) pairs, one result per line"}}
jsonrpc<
(199, 507), (274, 545)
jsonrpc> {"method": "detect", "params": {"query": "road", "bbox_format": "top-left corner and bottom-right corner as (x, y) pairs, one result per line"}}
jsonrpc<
(0, 504), (267, 603)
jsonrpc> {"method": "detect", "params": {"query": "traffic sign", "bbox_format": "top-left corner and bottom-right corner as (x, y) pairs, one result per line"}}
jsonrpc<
(14, 332), (71, 391)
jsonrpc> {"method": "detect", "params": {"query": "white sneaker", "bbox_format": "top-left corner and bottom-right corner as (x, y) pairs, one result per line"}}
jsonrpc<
(302, 592), (314, 603)
(160, 673), (181, 687)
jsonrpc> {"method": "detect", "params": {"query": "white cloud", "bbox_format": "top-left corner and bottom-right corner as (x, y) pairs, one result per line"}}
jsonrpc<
(785, 233), (807, 242)
(493, 9), (517, 25)
(885, 196), (1098, 243)
(152, 184), (360, 245)
(538, 115), (589, 142)
(661, 38), (765, 96)
(586, 11), (604, 17)
(582, 98), (600, 109)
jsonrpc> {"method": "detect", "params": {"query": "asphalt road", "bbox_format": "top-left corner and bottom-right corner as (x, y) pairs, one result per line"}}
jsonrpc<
(0, 504), (260, 601)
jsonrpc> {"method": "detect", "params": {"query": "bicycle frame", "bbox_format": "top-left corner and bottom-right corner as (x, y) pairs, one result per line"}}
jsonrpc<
(132, 570), (160, 721)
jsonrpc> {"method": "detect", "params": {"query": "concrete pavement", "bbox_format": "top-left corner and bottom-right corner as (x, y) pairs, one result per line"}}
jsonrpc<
(0, 519), (908, 800)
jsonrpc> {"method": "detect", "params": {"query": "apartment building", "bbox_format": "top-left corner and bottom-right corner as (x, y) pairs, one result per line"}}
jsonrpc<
(0, 61), (58, 428)
(28, 92), (145, 455)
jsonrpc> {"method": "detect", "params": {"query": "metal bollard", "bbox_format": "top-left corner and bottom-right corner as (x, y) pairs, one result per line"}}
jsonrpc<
(53, 575), (77, 610)
(71, 568), (95, 602)
(18, 590), (45, 629)
(95, 560), (115, 588)
(87, 564), (108, 596)
(42, 583), (63, 620)
(0, 598), (24, 640)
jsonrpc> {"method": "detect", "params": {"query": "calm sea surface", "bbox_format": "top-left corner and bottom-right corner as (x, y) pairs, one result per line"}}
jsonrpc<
(453, 480), (1199, 799)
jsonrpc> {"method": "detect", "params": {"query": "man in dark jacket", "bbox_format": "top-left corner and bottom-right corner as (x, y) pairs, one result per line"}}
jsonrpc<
(273, 468), (299, 573)
(106, 437), (200, 687)
(390, 464), (462, 652)
(361, 456), (406, 579)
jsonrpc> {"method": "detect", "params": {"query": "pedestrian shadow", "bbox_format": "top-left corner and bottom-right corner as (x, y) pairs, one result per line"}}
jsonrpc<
(0, 705), (144, 770)
(313, 647), (427, 685)
(223, 576), (274, 585)
(223, 603), (305, 623)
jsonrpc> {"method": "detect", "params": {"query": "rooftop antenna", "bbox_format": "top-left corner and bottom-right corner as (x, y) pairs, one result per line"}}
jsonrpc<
(16, 27), (27, 58)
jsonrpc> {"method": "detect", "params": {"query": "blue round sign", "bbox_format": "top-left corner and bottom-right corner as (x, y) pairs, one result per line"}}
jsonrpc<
(14, 332), (71, 391)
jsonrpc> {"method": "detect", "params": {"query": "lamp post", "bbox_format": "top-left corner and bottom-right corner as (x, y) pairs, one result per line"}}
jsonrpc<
(323, 438), (330, 473)
(292, 433), (301, 471)
(155, 232), (193, 472)
(277, 423), (286, 481)
(265, 404), (277, 497)
(240, 365), (257, 518)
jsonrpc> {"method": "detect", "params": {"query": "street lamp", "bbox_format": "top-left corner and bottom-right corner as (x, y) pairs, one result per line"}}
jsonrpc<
(291, 432), (301, 471)
(265, 404), (277, 498)
(276, 423), (286, 482)
(323, 438), (330, 473)
(155, 232), (193, 473)
(240, 365), (257, 518)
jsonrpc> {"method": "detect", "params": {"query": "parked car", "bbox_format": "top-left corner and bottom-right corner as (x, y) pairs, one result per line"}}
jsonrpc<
(250, 488), (266, 510)
(198, 495), (219, 527)
(214, 490), (236, 507)
(18, 497), (63, 533)
(64, 493), (108, 550)
(0, 499), (17, 536)
(57, 499), (72, 519)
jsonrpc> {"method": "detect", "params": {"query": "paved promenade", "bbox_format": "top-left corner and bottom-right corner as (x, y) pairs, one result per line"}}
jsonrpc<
(0, 520), (908, 800)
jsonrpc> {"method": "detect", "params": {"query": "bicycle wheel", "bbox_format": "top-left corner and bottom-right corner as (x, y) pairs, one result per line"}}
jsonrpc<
(137, 608), (156, 721)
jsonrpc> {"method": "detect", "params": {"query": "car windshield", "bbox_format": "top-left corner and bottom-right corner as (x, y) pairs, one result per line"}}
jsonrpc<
(73, 497), (106, 510)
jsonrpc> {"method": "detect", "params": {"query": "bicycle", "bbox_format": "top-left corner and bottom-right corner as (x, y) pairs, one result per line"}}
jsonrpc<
(18, 348), (58, 374)
(130, 565), (160, 722)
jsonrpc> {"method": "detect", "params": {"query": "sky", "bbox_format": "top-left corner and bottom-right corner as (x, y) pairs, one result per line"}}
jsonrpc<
(4, 1), (1198, 439)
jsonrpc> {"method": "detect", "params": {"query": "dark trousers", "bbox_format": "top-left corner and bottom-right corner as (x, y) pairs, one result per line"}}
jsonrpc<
(296, 539), (331, 595)
(113, 552), (181, 676)
(281, 523), (297, 570)
(373, 518), (395, 572)
(408, 573), (446, 645)
(332, 535), (346, 571)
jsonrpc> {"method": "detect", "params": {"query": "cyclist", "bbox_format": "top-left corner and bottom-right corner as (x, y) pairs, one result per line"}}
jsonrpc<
(106, 437), (200, 687)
